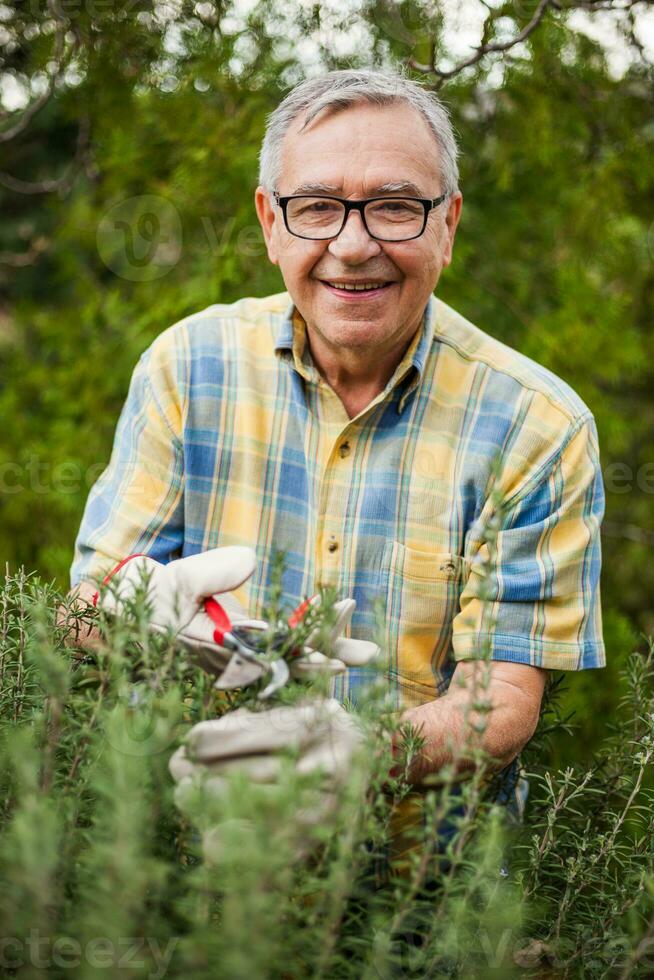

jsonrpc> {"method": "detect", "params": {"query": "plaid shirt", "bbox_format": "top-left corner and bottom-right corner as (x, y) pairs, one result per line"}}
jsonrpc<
(71, 293), (605, 873)
(72, 290), (606, 710)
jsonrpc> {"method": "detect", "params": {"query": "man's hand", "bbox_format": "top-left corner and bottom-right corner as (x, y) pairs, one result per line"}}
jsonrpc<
(95, 547), (271, 679)
(58, 581), (104, 652)
(287, 594), (379, 678)
(170, 698), (363, 787)
(399, 660), (547, 786)
(60, 548), (262, 664)
(169, 698), (367, 858)
(65, 548), (379, 692)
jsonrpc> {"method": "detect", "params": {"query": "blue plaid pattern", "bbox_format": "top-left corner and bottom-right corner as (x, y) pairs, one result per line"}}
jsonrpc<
(72, 291), (606, 711)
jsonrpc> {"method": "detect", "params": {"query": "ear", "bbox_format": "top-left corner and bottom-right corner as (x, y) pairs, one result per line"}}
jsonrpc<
(254, 185), (280, 265)
(441, 191), (463, 269)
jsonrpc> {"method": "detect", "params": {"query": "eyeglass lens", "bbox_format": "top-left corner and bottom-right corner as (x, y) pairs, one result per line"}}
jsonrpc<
(285, 197), (425, 240)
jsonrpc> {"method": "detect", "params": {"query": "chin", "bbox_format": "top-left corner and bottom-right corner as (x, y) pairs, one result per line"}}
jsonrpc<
(318, 316), (393, 340)
(320, 319), (390, 347)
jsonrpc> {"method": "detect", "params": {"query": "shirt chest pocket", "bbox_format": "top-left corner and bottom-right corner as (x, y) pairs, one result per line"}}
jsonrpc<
(382, 540), (470, 704)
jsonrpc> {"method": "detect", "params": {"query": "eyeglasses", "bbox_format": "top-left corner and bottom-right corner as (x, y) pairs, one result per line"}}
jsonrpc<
(273, 192), (447, 243)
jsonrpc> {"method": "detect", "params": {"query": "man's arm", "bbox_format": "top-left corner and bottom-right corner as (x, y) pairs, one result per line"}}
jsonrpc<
(395, 412), (603, 786)
(70, 335), (185, 594)
(400, 659), (547, 785)
(452, 414), (605, 673)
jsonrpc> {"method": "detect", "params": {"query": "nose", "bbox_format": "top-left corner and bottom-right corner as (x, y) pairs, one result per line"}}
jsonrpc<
(327, 208), (381, 263)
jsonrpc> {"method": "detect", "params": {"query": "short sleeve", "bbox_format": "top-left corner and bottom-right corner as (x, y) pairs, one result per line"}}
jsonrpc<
(70, 343), (185, 587)
(452, 414), (605, 670)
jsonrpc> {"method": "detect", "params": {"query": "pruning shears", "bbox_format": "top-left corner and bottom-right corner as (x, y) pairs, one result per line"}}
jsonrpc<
(204, 597), (314, 699)
(204, 597), (298, 701)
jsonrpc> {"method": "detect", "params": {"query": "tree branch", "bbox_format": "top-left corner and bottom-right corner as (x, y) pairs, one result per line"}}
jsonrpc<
(409, 0), (553, 85)
(0, 237), (49, 268)
(408, 0), (654, 87)
(0, 113), (90, 195)
(0, 0), (74, 145)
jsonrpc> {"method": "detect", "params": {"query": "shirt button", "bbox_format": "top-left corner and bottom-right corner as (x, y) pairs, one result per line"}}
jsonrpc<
(338, 441), (351, 459)
(327, 537), (339, 554)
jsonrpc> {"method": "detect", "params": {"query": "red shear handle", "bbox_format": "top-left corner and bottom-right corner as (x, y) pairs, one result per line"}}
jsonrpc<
(203, 597), (233, 646)
(204, 593), (318, 649)
(92, 554), (147, 607)
(288, 595), (318, 629)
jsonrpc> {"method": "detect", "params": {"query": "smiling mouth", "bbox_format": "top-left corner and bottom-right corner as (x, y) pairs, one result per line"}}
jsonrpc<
(319, 280), (395, 295)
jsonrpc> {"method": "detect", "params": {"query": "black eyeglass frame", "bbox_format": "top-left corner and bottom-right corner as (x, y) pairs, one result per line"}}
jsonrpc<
(273, 192), (448, 242)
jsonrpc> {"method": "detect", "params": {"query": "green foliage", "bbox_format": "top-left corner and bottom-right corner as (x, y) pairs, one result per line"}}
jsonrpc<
(2, 568), (654, 977)
(2, 4), (653, 974)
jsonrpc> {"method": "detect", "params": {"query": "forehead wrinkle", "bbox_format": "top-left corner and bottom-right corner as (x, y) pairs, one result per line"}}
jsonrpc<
(289, 179), (428, 197)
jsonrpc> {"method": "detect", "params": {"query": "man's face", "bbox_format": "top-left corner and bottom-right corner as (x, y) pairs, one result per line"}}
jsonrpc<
(255, 101), (462, 359)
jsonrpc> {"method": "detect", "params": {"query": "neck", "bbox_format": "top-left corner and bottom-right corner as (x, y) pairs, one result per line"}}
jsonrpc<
(306, 325), (418, 419)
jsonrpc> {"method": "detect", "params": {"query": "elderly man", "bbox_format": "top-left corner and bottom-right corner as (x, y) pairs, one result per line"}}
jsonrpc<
(69, 70), (605, 813)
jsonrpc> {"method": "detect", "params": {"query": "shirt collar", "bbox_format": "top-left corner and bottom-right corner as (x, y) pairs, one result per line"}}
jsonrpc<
(274, 294), (436, 413)
(274, 301), (321, 384)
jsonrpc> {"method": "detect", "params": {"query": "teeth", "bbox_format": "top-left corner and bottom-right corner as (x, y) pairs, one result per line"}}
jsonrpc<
(326, 281), (387, 291)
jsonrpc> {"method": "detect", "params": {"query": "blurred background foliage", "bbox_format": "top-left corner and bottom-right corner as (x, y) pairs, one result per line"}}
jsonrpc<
(1, 0), (652, 766)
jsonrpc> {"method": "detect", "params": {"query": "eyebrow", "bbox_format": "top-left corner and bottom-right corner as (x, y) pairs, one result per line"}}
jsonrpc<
(289, 180), (428, 197)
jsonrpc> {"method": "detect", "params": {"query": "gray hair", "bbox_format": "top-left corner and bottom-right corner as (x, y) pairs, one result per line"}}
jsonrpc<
(259, 68), (459, 198)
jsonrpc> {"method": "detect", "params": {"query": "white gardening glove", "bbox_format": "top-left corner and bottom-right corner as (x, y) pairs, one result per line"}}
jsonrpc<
(95, 547), (379, 690)
(95, 547), (268, 683)
(289, 595), (380, 678)
(169, 698), (367, 857)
